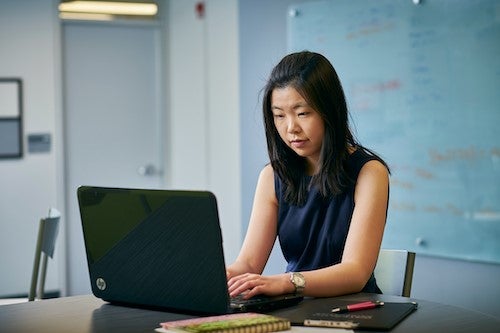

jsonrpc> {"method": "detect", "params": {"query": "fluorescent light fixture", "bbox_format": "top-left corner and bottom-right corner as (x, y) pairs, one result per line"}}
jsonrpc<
(59, 1), (158, 16)
(59, 12), (114, 21)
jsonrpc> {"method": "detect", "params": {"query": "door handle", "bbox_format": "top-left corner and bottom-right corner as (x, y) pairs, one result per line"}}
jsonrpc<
(137, 164), (161, 176)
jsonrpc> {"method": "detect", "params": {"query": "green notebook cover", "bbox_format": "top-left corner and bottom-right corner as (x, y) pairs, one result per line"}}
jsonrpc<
(159, 312), (291, 333)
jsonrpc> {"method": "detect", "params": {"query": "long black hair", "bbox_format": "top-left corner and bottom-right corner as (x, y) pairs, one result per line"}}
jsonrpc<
(262, 51), (387, 205)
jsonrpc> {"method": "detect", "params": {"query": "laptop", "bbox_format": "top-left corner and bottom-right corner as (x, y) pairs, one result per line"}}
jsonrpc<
(77, 186), (302, 315)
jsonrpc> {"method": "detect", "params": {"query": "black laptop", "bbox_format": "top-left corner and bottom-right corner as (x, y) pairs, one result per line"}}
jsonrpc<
(77, 186), (302, 315)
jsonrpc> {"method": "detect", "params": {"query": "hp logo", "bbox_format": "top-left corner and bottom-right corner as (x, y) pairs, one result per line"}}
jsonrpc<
(96, 278), (107, 290)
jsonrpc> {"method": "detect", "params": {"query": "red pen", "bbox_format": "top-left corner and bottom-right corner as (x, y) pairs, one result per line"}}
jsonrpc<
(331, 301), (384, 313)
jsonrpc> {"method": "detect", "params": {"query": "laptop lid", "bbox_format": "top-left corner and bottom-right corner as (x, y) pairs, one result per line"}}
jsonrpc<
(77, 186), (231, 314)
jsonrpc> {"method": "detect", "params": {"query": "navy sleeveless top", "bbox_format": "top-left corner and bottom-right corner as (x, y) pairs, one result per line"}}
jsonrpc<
(275, 149), (383, 293)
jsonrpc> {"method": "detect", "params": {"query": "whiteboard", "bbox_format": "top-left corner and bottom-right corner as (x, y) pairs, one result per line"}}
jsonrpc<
(288, 0), (500, 263)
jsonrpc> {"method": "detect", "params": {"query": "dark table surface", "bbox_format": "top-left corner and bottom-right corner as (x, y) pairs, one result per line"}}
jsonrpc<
(0, 293), (498, 333)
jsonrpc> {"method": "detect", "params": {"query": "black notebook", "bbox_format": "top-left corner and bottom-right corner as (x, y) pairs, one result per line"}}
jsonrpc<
(273, 299), (417, 331)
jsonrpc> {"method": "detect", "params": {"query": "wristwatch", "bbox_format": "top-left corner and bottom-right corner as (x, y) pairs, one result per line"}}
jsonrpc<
(289, 272), (306, 295)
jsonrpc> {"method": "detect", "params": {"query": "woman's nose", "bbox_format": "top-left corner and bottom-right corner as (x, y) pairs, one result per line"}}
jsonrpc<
(287, 118), (300, 133)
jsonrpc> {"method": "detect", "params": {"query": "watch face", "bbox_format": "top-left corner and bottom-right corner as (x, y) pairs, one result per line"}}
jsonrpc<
(292, 273), (305, 287)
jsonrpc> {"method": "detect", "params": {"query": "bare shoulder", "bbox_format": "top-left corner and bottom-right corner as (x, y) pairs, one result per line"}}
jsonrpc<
(355, 159), (389, 201)
(260, 163), (274, 179)
(256, 164), (277, 203)
(359, 159), (389, 180)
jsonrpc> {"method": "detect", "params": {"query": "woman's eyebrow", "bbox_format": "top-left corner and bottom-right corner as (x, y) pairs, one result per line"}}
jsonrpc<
(272, 102), (309, 111)
(291, 102), (309, 111)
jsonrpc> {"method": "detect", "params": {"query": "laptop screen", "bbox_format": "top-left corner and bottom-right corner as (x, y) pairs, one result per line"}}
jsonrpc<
(77, 186), (232, 314)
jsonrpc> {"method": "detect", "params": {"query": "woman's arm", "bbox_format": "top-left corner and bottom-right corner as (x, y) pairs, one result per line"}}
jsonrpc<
(226, 164), (279, 279)
(228, 159), (389, 298)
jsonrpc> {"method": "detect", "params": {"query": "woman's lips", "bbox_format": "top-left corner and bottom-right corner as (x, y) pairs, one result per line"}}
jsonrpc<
(291, 139), (307, 148)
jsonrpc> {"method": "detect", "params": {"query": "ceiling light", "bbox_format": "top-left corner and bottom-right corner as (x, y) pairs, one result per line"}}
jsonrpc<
(59, 1), (158, 16)
(59, 12), (115, 21)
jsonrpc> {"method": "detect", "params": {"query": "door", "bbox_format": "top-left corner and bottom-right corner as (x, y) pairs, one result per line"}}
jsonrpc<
(63, 20), (164, 295)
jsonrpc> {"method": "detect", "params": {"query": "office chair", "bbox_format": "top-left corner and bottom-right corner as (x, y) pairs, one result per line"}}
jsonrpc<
(0, 209), (60, 305)
(374, 249), (416, 297)
(28, 208), (61, 301)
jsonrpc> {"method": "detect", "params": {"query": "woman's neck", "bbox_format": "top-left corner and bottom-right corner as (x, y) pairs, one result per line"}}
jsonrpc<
(305, 157), (319, 176)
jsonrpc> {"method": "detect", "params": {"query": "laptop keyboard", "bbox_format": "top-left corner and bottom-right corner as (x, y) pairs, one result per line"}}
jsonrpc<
(230, 294), (269, 305)
(229, 294), (303, 312)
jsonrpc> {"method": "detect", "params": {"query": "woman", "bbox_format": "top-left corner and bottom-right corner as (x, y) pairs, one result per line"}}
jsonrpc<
(227, 51), (389, 298)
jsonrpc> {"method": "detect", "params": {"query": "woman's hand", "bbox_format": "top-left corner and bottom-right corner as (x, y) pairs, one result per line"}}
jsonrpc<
(226, 268), (238, 281)
(227, 273), (292, 299)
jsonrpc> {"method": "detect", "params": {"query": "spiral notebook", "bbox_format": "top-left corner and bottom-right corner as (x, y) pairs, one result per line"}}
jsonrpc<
(156, 312), (291, 333)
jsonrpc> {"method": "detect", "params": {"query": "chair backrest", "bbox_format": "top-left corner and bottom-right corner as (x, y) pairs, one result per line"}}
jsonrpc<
(374, 249), (415, 297)
(29, 208), (60, 301)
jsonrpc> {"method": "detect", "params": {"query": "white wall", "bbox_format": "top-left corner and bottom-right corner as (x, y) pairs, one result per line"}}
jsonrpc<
(164, 0), (241, 264)
(0, 0), (63, 297)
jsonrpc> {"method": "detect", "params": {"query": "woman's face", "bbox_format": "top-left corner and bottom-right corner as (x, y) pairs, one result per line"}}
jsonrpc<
(271, 86), (325, 172)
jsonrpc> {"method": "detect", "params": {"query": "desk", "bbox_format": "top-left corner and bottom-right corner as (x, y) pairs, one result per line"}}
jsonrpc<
(0, 294), (498, 333)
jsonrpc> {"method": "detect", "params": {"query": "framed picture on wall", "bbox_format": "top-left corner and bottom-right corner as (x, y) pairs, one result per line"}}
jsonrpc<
(0, 78), (23, 159)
